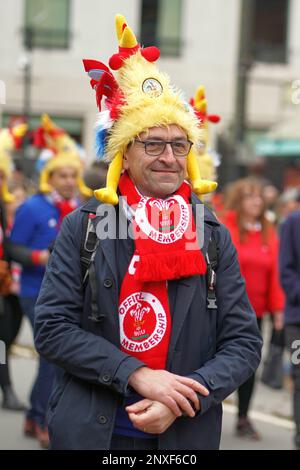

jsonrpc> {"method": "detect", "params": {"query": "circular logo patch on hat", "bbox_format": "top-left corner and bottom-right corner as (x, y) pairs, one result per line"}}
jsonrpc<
(142, 78), (163, 98)
(119, 291), (167, 353)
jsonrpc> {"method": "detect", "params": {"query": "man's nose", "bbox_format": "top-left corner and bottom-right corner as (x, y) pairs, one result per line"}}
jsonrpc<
(158, 143), (176, 162)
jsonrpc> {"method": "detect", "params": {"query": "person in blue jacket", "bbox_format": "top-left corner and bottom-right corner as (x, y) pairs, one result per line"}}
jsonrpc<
(279, 201), (300, 450)
(34, 15), (262, 450)
(10, 149), (91, 448)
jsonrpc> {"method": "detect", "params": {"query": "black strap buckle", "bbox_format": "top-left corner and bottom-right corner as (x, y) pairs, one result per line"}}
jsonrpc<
(206, 264), (217, 310)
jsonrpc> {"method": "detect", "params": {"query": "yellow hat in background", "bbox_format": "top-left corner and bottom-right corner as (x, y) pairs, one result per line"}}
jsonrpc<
(190, 85), (221, 182)
(35, 115), (93, 198)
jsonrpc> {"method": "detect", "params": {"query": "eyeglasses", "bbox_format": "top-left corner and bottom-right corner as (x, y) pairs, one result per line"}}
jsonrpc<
(134, 139), (193, 157)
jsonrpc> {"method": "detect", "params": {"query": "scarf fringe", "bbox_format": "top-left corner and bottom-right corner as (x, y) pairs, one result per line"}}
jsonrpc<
(135, 249), (207, 282)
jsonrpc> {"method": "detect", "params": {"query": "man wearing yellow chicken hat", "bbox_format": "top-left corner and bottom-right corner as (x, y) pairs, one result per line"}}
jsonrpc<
(34, 15), (262, 450)
(9, 118), (92, 448)
(34, 114), (92, 201)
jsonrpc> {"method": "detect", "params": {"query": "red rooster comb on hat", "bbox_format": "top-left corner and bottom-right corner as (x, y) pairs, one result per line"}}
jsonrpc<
(108, 14), (160, 70)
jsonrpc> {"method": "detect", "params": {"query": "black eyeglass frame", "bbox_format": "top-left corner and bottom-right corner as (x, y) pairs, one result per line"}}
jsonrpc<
(133, 139), (193, 157)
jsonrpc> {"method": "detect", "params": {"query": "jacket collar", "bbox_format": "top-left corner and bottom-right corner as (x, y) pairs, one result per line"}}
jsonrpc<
(80, 196), (100, 214)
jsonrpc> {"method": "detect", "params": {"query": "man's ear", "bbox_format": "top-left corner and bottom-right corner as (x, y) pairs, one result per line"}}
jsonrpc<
(123, 149), (129, 170)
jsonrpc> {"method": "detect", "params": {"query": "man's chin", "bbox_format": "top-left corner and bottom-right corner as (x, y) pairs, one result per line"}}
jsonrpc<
(58, 192), (75, 200)
(151, 182), (180, 199)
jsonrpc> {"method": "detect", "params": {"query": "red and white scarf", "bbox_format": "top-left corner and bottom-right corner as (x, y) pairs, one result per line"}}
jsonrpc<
(47, 191), (78, 229)
(118, 172), (206, 369)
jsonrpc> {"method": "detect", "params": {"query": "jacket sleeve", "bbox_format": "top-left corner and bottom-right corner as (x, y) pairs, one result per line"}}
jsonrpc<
(6, 240), (36, 266)
(279, 216), (300, 305)
(34, 210), (145, 396)
(188, 224), (262, 415)
(7, 203), (39, 265)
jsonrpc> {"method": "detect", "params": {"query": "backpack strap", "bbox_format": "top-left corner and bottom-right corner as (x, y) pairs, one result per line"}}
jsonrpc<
(80, 213), (104, 322)
(80, 213), (98, 282)
(206, 231), (218, 310)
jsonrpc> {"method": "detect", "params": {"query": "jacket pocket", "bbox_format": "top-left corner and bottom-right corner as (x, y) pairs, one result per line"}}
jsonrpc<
(47, 374), (72, 424)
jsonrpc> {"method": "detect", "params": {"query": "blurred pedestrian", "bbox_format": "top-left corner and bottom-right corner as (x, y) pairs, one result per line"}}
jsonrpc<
(9, 150), (89, 448)
(276, 188), (300, 224)
(83, 160), (108, 193)
(223, 177), (284, 440)
(263, 183), (279, 224)
(0, 168), (25, 412)
(6, 181), (28, 228)
(279, 206), (300, 450)
(5, 182), (29, 295)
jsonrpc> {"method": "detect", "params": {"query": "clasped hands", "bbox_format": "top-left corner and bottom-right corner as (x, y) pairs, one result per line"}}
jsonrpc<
(126, 367), (209, 435)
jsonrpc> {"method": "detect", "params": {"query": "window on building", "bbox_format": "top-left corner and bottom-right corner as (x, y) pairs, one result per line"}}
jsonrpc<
(251, 0), (289, 63)
(24, 0), (70, 49)
(140, 0), (182, 57)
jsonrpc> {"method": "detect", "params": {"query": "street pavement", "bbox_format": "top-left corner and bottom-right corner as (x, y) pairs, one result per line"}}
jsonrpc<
(0, 318), (296, 450)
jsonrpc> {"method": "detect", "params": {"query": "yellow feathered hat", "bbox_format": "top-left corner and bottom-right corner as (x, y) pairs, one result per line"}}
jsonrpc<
(83, 14), (217, 204)
(0, 123), (27, 202)
(34, 114), (93, 198)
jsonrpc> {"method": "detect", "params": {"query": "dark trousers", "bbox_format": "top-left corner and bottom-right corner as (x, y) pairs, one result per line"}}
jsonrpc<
(237, 317), (262, 418)
(0, 295), (23, 388)
(110, 434), (158, 450)
(21, 297), (55, 428)
(285, 324), (300, 445)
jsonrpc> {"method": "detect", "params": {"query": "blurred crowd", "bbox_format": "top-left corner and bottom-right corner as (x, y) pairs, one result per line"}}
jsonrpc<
(208, 177), (300, 447)
(0, 116), (108, 447)
(0, 114), (299, 450)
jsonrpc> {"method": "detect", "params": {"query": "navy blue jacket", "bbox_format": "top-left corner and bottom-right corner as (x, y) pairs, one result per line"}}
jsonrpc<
(34, 195), (262, 450)
(279, 210), (300, 325)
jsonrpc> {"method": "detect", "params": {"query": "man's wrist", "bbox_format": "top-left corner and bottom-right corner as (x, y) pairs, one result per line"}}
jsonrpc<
(128, 365), (147, 388)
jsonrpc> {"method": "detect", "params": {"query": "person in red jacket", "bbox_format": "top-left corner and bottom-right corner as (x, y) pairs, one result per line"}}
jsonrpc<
(222, 177), (284, 439)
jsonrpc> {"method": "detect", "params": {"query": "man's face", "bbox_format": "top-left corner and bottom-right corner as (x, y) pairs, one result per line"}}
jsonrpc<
(123, 125), (188, 199)
(48, 166), (78, 200)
